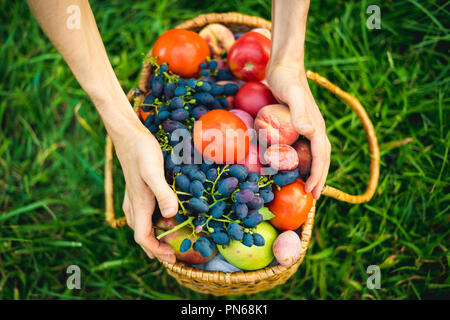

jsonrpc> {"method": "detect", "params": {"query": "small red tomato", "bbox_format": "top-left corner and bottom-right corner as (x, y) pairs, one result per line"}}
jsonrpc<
(193, 110), (250, 164)
(269, 179), (313, 231)
(264, 144), (299, 171)
(152, 29), (210, 78)
(227, 32), (271, 81)
(234, 81), (277, 117)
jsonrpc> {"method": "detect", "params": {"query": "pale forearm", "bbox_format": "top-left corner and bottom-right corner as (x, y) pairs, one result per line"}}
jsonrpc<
(27, 0), (142, 140)
(269, 0), (310, 71)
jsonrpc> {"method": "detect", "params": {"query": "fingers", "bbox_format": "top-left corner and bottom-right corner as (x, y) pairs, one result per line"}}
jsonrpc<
(132, 196), (175, 263)
(285, 85), (316, 137)
(122, 188), (134, 228)
(306, 135), (331, 199)
(141, 167), (178, 219)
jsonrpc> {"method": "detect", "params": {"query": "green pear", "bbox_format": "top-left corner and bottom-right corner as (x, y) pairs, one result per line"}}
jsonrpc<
(218, 222), (278, 270)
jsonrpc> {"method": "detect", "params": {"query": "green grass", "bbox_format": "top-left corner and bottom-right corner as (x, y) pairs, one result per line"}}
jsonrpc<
(0, 0), (449, 300)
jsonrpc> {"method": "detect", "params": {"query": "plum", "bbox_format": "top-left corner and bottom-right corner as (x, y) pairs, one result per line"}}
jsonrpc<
(264, 143), (299, 171)
(254, 104), (299, 145)
(199, 23), (235, 56)
(272, 231), (301, 267)
(155, 217), (216, 265)
(292, 137), (312, 178)
(218, 222), (278, 270)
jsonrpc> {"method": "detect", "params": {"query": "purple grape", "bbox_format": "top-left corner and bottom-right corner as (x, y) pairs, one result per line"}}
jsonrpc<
(189, 180), (205, 197)
(162, 120), (183, 133)
(175, 212), (187, 223)
(169, 97), (184, 109)
(273, 169), (300, 186)
(247, 172), (260, 183)
(174, 86), (187, 96)
(188, 169), (206, 183)
(217, 177), (239, 196)
(232, 202), (248, 219)
(189, 197), (209, 213)
(192, 106), (208, 119)
(206, 168), (218, 181)
(243, 210), (263, 227)
(260, 189), (274, 203)
(227, 223), (244, 241)
(175, 174), (190, 192)
(211, 231), (230, 245)
(247, 195), (263, 210)
(180, 239), (192, 252)
(208, 60), (219, 70)
(143, 92), (156, 105)
(193, 236), (214, 258)
(235, 189), (254, 204)
(164, 82), (176, 99)
(210, 201), (226, 218)
(181, 164), (199, 175)
(197, 81), (212, 92)
(242, 233), (254, 247)
(229, 165), (248, 181)
(224, 83), (239, 95)
(217, 69), (233, 81)
(239, 181), (259, 193)
(252, 233), (265, 246)
(210, 84), (224, 96)
(157, 110), (170, 121)
(171, 108), (189, 121)
(151, 76), (164, 97)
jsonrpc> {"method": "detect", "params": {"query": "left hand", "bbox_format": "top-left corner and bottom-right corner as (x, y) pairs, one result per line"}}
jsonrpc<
(266, 64), (331, 199)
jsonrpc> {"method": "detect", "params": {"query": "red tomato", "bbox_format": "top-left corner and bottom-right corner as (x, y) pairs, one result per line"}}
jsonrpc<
(152, 29), (210, 78)
(264, 144), (299, 171)
(193, 110), (250, 164)
(269, 179), (313, 230)
(234, 81), (277, 117)
(227, 32), (271, 81)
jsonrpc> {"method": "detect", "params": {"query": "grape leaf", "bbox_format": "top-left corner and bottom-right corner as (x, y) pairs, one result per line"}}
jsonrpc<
(260, 206), (275, 221)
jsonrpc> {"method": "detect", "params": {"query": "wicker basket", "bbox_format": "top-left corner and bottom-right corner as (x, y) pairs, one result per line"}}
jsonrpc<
(103, 12), (380, 296)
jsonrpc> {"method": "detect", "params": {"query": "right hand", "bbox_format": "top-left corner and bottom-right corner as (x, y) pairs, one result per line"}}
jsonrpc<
(114, 127), (178, 263)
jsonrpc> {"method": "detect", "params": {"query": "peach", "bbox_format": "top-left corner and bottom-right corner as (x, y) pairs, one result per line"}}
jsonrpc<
(199, 23), (235, 56)
(251, 28), (271, 40)
(264, 144), (299, 171)
(292, 138), (312, 177)
(254, 104), (299, 145)
(272, 231), (301, 267)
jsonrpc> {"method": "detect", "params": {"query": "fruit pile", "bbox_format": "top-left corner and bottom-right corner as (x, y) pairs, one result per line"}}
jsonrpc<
(139, 24), (314, 271)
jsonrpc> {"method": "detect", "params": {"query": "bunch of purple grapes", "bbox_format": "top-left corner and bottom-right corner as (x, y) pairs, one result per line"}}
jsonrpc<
(141, 58), (237, 141)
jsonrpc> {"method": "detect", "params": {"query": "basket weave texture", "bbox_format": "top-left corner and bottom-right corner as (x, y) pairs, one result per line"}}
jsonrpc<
(103, 12), (380, 296)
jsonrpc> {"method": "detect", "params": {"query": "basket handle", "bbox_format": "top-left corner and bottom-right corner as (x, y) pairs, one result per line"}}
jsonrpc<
(306, 70), (380, 203)
(104, 73), (379, 228)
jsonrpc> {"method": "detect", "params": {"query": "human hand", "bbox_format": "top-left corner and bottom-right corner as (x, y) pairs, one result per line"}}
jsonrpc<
(114, 127), (178, 263)
(266, 64), (331, 199)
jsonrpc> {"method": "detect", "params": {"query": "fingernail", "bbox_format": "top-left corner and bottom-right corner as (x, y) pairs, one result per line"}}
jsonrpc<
(161, 207), (176, 217)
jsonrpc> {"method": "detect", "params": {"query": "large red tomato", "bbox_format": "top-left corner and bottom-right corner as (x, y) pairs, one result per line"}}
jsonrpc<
(227, 32), (271, 81)
(193, 110), (250, 164)
(152, 29), (210, 78)
(234, 81), (277, 117)
(269, 179), (313, 230)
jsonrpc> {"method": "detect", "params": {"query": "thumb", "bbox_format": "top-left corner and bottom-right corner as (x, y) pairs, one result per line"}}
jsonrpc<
(286, 85), (316, 137)
(143, 172), (178, 218)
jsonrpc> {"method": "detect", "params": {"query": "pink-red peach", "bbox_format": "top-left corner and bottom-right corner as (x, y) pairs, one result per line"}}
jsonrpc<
(272, 231), (301, 267)
(264, 144), (299, 171)
(254, 104), (299, 145)
(199, 23), (235, 56)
